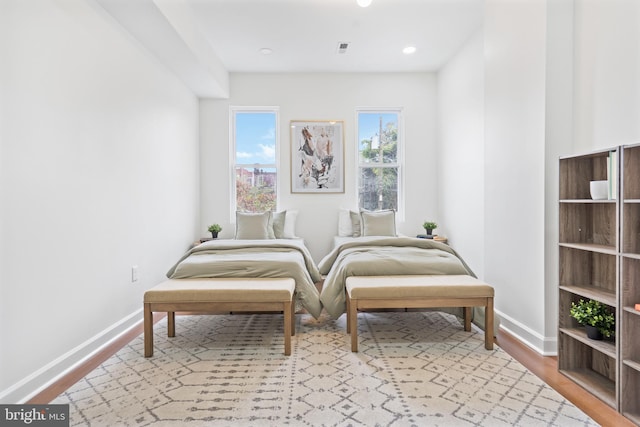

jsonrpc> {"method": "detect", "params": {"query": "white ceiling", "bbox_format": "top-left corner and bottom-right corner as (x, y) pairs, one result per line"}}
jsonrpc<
(96, 0), (484, 97)
(186, 0), (484, 73)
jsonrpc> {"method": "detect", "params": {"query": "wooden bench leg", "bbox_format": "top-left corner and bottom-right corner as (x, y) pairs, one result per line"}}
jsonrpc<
(144, 303), (153, 357)
(485, 297), (494, 350)
(350, 298), (358, 352)
(167, 311), (175, 337)
(291, 299), (296, 337)
(346, 292), (351, 334)
(463, 307), (472, 332)
(283, 300), (292, 356)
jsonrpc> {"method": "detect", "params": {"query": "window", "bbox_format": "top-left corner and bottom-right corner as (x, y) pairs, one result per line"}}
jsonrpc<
(357, 110), (402, 212)
(232, 108), (278, 213)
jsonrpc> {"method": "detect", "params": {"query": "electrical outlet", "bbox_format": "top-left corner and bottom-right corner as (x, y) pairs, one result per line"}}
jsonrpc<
(131, 265), (139, 283)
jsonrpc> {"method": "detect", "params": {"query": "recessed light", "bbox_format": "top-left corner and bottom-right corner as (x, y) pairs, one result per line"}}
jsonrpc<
(259, 48), (273, 55)
(357, 0), (372, 7)
(402, 46), (416, 55)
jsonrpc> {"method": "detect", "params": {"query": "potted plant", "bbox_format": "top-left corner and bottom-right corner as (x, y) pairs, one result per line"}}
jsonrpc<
(422, 221), (438, 236)
(569, 299), (615, 340)
(207, 224), (222, 239)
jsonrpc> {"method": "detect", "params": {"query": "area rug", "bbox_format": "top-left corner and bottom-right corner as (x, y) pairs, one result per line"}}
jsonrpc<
(52, 311), (596, 426)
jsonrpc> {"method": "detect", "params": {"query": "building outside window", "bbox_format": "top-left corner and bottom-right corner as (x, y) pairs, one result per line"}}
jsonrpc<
(231, 108), (278, 213)
(357, 109), (402, 212)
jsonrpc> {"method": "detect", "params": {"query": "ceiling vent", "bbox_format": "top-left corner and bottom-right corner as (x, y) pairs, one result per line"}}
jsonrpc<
(336, 42), (350, 54)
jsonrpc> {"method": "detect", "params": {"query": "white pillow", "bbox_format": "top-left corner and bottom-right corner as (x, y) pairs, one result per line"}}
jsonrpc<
(235, 211), (271, 239)
(350, 210), (362, 237)
(269, 210), (287, 239)
(361, 209), (396, 236)
(282, 210), (298, 238)
(338, 209), (353, 237)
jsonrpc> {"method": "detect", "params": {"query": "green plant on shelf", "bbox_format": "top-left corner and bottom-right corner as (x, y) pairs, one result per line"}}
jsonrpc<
(569, 299), (615, 338)
(207, 223), (222, 238)
(208, 224), (222, 233)
(422, 221), (438, 234)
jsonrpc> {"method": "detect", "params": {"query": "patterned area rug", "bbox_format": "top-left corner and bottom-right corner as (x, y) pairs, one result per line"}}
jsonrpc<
(53, 311), (596, 426)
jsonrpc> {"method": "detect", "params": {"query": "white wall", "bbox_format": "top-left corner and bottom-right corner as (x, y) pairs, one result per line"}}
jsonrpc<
(200, 73), (438, 262)
(0, 0), (199, 402)
(542, 0), (640, 351)
(483, 0), (548, 351)
(437, 31), (485, 279)
(573, 0), (640, 151)
(544, 0), (574, 347)
(438, 0), (640, 356)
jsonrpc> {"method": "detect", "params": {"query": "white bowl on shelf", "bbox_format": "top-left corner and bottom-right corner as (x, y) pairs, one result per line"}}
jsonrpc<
(590, 180), (608, 200)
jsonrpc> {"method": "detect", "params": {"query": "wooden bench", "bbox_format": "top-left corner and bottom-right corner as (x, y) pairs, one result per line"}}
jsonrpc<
(144, 278), (296, 356)
(346, 275), (494, 352)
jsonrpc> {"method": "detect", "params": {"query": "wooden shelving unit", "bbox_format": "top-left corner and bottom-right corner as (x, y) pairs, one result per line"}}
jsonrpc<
(558, 148), (619, 410)
(560, 145), (640, 425)
(620, 144), (640, 425)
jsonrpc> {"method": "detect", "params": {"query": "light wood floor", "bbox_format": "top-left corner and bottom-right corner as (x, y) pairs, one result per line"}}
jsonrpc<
(29, 313), (635, 427)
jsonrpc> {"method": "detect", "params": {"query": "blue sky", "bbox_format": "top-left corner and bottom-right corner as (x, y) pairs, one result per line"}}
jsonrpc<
(358, 112), (398, 148)
(235, 112), (276, 164)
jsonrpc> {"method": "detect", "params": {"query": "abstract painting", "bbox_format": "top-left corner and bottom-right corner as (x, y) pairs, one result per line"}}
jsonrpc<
(290, 120), (344, 193)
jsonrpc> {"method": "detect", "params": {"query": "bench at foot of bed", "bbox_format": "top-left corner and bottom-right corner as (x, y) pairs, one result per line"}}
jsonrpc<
(345, 275), (494, 352)
(143, 278), (296, 356)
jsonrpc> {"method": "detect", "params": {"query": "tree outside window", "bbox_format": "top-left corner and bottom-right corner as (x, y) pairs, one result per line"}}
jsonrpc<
(233, 110), (278, 213)
(357, 111), (400, 211)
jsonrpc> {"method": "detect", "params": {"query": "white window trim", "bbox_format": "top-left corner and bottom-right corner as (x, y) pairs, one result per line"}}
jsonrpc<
(229, 106), (280, 222)
(355, 107), (405, 222)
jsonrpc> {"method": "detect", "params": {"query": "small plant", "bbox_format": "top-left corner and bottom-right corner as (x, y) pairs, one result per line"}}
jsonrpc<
(208, 224), (222, 233)
(422, 221), (438, 231)
(570, 299), (615, 338)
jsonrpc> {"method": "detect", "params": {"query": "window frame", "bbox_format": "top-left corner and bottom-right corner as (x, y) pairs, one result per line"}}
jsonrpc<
(355, 107), (405, 220)
(230, 106), (280, 220)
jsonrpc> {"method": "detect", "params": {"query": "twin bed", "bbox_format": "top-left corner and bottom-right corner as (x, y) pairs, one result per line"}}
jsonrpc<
(165, 209), (482, 326)
(166, 238), (323, 318)
(318, 236), (475, 319)
(143, 209), (496, 357)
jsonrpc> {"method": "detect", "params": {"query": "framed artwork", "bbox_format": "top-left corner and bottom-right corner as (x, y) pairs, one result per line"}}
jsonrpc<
(290, 120), (344, 193)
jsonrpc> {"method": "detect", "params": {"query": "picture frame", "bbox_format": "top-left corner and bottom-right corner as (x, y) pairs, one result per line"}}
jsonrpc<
(290, 120), (344, 193)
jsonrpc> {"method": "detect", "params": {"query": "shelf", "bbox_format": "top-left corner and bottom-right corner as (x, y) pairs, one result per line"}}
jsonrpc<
(559, 368), (616, 408)
(620, 308), (640, 382)
(621, 364), (640, 423)
(559, 150), (613, 200)
(621, 258), (640, 310)
(623, 144), (640, 200)
(559, 242), (617, 255)
(560, 328), (617, 358)
(623, 306), (640, 316)
(559, 285), (616, 307)
(560, 199), (616, 204)
(559, 147), (631, 416)
(623, 358), (640, 373)
(559, 148), (614, 161)
(559, 246), (616, 303)
(559, 202), (616, 248)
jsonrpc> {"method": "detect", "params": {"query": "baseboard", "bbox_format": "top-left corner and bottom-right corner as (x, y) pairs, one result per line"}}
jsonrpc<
(0, 309), (143, 404)
(495, 308), (558, 356)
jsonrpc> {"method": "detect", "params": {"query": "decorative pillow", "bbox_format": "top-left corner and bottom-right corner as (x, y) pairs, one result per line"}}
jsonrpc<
(361, 209), (396, 236)
(282, 210), (298, 238)
(269, 210), (287, 239)
(350, 210), (362, 237)
(235, 211), (271, 239)
(338, 209), (354, 237)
